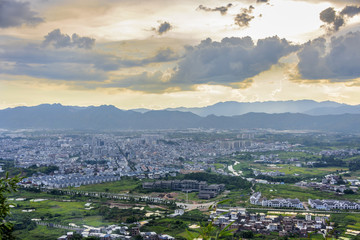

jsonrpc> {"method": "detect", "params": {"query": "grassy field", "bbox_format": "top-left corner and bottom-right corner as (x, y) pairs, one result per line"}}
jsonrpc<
(213, 163), (225, 169)
(14, 225), (68, 240)
(233, 161), (347, 180)
(11, 189), (74, 200)
(255, 184), (359, 202)
(8, 198), (100, 224)
(63, 215), (114, 227)
(73, 178), (141, 193)
(331, 213), (360, 238)
(140, 210), (208, 239)
(141, 218), (190, 237)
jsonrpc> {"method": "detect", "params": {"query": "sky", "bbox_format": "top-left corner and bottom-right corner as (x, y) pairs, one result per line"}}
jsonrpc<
(1, 0), (360, 109)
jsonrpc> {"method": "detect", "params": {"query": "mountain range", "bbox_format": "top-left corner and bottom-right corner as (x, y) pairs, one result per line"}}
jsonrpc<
(1, 100), (360, 132)
(134, 100), (360, 116)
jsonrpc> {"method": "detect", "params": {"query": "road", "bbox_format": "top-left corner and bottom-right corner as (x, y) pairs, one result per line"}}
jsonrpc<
(176, 201), (215, 211)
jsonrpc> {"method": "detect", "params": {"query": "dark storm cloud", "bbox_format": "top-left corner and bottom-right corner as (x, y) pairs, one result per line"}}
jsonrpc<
(152, 21), (173, 35)
(297, 31), (360, 81)
(320, 5), (360, 33)
(171, 36), (299, 88)
(234, 6), (255, 27)
(43, 29), (95, 49)
(0, 0), (44, 28)
(197, 3), (233, 15)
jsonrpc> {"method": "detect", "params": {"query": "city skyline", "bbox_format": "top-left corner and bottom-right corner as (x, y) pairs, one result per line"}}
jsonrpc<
(1, 0), (360, 109)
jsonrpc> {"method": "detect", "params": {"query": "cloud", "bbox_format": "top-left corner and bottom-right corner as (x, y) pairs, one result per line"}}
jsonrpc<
(171, 36), (299, 88)
(0, 37), (181, 83)
(42, 29), (95, 49)
(297, 31), (360, 81)
(6, 62), (108, 81)
(320, 5), (360, 33)
(234, 5), (255, 27)
(340, 5), (360, 17)
(320, 7), (336, 24)
(256, 0), (269, 3)
(139, 48), (180, 65)
(294, 0), (359, 4)
(104, 71), (175, 92)
(197, 3), (233, 15)
(152, 21), (173, 35)
(0, 32), (299, 93)
(0, 0), (44, 28)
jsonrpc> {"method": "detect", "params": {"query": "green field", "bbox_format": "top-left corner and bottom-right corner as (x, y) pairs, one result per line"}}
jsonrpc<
(140, 210), (207, 239)
(72, 177), (141, 193)
(8, 198), (102, 224)
(233, 161), (348, 181)
(14, 225), (68, 240)
(213, 163), (225, 169)
(331, 213), (360, 238)
(255, 184), (359, 202)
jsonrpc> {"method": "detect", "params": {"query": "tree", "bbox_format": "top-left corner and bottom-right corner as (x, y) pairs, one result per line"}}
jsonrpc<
(133, 235), (144, 240)
(239, 230), (254, 238)
(0, 173), (22, 240)
(186, 200), (235, 240)
(72, 232), (83, 240)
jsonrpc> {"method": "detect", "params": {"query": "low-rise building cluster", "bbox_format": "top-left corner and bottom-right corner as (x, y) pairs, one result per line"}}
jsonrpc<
(130, 226), (174, 240)
(210, 208), (331, 238)
(253, 170), (285, 177)
(250, 192), (303, 209)
(57, 225), (130, 240)
(57, 224), (176, 240)
(142, 180), (225, 199)
(308, 199), (360, 210)
(23, 173), (121, 188)
(295, 174), (359, 194)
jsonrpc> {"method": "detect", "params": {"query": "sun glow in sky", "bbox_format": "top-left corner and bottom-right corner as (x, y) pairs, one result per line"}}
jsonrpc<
(1, 0), (360, 109)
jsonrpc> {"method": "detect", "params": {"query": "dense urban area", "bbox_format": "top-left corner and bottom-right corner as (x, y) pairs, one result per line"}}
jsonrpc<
(1, 129), (360, 239)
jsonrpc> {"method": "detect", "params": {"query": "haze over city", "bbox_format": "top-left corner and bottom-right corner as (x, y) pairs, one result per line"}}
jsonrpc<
(1, 0), (360, 110)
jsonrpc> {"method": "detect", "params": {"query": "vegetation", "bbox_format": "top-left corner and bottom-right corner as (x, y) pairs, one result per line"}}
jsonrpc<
(73, 177), (141, 193)
(98, 206), (146, 223)
(349, 158), (360, 171)
(0, 173), (22, 240)
(141, 218), (189, 238)
(255, 184), (359, 202)
(0, 162), (59, 178)
(186, 200), (235, 240)
(178, 172), (252, 190)
(13, 225), (68, 240)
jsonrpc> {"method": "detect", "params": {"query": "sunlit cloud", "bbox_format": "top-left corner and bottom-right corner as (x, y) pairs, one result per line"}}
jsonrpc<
(1, 0), (360, 109)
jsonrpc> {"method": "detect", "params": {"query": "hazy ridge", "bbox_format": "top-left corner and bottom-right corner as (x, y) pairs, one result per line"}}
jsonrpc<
(1, 101), (360, 132)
